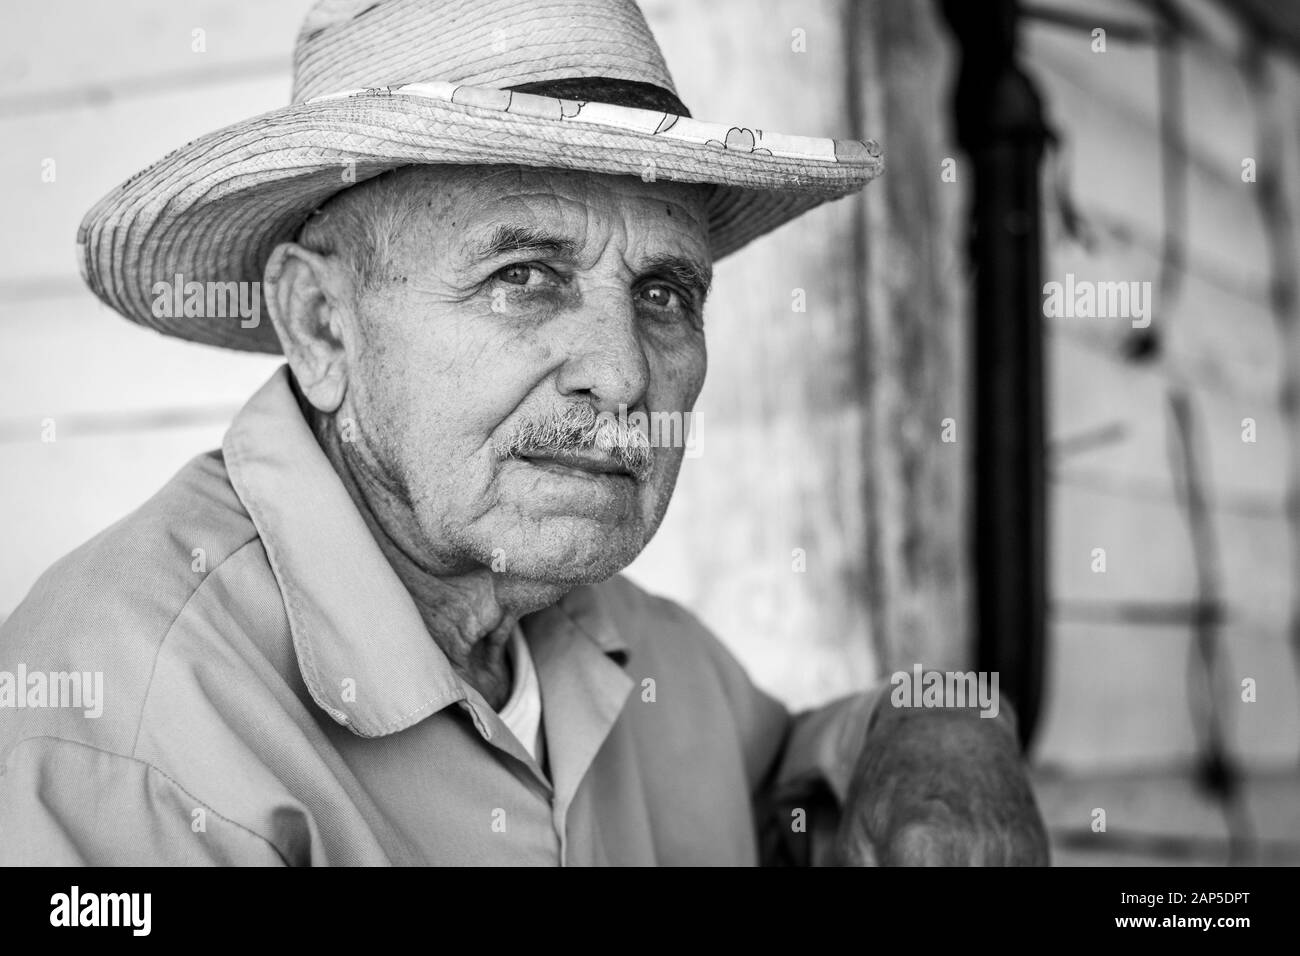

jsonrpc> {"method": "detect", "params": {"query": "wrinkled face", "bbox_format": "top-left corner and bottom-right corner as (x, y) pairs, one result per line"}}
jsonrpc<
(338, 165), (711, 586)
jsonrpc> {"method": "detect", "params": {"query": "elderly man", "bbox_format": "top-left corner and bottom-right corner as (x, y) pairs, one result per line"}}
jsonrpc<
(0, 0), (1047, 866)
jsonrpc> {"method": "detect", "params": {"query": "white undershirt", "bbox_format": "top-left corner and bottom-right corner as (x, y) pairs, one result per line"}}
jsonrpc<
(496, 625), (544, 764)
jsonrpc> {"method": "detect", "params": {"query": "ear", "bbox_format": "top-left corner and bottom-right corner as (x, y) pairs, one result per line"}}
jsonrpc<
(263, 242), (355, 414)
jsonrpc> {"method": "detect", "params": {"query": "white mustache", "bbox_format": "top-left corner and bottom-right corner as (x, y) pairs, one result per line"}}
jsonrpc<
(497, 404), (654, 482)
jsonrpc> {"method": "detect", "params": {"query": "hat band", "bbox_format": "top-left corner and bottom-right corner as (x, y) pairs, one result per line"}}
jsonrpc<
(505, 77), (690, 118)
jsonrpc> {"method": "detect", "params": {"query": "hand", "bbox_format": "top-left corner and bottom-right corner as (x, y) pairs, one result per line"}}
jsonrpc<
(835, 704), (1049, 866)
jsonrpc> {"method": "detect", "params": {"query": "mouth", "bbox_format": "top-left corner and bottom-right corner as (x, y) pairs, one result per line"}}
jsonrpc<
(518, 449), (637, 479)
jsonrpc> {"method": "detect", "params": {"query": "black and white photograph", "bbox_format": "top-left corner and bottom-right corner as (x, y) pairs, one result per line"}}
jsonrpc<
(0, 0), (1295, 913)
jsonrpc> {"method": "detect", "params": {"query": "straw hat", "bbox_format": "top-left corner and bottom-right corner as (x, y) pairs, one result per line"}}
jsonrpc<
(77, 0), (884, 353)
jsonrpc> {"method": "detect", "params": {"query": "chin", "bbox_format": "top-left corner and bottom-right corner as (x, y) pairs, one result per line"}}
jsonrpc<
(491, 515), (645, 586)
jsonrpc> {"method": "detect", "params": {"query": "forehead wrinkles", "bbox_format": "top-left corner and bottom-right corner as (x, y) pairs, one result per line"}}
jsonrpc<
(465, 170), (709, 265)
(378, 165), (711, 271)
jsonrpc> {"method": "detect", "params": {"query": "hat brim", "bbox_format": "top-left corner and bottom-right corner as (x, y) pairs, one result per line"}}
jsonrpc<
(78, 81), (883, 353)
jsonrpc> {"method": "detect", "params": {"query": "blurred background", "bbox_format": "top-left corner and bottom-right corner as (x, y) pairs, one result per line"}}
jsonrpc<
(1, 0), (1297, 864)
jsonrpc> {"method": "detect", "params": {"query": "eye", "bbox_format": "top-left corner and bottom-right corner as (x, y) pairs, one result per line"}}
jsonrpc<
(639, 282), (684, 310)
(495, 263), (540, 286)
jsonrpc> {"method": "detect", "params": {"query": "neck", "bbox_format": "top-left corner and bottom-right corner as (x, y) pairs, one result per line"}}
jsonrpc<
(298, 390), (538, 711)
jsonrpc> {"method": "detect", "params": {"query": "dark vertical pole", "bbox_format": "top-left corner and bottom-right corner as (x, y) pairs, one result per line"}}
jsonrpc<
(939, 0), (1048, 750)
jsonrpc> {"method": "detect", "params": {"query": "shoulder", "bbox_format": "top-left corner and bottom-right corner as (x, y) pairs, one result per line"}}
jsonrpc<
(0, 450), (263, 753)
(5, 449), (259, 639)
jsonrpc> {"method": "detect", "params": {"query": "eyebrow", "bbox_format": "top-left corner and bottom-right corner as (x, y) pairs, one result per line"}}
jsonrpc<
(640, 253), (713, 301)
(472, 224), (579, 261)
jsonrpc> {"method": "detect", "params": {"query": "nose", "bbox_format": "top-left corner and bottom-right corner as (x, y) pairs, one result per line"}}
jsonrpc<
(554, 284), (650, 414)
